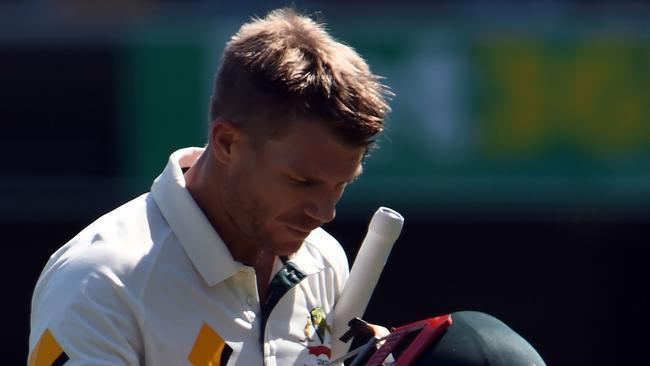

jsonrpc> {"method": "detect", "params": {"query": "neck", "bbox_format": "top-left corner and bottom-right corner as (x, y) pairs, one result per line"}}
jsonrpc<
(185, 151), (261, 265)
(254, 250), (276, 302)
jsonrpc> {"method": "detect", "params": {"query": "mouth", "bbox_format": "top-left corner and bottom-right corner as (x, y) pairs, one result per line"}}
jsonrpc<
(285, 225), (314, 236)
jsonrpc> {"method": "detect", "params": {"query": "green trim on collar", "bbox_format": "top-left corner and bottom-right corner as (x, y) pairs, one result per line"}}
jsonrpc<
(260, 256), (306, 336)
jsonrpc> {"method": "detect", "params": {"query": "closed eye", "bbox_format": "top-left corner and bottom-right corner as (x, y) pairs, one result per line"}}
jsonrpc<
(286, 167), (362, 189)
(288, 176), (315, 187)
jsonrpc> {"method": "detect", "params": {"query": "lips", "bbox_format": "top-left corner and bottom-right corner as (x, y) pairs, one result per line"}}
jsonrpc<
(285, 225), (313, 236)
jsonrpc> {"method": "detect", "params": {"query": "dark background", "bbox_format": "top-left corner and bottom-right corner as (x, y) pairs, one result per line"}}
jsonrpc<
(3, 1), (649, 365)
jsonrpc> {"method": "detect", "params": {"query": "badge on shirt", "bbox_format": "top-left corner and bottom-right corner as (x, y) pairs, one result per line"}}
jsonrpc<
(188, 323), (233, 366)
(304, 306), (332, 363)
(28, 329), (69, 366)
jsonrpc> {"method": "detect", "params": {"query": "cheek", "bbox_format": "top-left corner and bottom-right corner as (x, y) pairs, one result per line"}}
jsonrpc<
(245, 180), (293, 216)
(262, 186), (311, 224)
(226, 167), (267, 226)
(269, 188), (305, 218)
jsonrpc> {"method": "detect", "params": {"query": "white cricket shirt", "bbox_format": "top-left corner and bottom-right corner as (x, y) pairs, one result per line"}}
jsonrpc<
(29, 147), (350, 366)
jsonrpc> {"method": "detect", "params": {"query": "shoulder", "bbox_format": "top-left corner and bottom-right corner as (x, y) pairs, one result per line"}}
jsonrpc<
(61, 194), (165, 270)
(29, 194), (175, 356)
(33, 193), (174, 306)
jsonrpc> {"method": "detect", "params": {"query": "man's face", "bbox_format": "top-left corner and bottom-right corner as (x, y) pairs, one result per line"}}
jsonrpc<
(225, 120), (365, 257)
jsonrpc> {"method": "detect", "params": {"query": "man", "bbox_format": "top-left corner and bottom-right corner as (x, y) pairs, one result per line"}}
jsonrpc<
(28, 8), (391, 366)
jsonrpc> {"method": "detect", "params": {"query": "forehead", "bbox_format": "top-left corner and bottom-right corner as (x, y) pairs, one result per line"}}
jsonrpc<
(261, 120), (365, 181)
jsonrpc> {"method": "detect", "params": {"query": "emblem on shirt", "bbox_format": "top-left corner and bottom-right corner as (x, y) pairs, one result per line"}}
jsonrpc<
(304, 307), (332, 361)
(28, 329), (69, 366)
(188, 323), (233, 366)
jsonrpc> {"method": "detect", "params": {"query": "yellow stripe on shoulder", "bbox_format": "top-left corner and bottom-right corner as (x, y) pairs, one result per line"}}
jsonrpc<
(28, 329), (67, 366)
(188, 323), (232, 366)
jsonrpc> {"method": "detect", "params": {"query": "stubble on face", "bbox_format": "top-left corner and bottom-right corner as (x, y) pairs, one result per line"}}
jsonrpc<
(222, 119), (366, 262)
(216, 148), (298, 260)
(226, 161), (311, 258)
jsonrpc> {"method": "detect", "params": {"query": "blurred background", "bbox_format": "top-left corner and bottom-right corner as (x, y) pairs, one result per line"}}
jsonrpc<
(3, 0), (649, 364)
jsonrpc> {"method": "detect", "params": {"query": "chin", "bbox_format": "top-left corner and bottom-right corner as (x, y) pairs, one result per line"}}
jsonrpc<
(261, 225), (310, 256)
(271, 238), (305, 257)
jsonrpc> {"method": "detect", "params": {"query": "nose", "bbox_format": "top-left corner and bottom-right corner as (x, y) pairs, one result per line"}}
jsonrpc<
(304, 195), (337, 224)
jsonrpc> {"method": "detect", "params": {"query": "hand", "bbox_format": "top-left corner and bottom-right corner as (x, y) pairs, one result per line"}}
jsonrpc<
(365, 322), (391, 339)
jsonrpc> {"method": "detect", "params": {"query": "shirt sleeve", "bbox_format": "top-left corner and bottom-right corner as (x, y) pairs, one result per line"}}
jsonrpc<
(29, 261), (144, 366)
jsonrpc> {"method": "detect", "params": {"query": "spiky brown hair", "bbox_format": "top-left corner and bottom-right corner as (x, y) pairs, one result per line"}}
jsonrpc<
(210, 8), (392, 147)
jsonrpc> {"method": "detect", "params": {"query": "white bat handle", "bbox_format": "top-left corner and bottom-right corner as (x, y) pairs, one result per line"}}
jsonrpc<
(331, 207), (404, 360)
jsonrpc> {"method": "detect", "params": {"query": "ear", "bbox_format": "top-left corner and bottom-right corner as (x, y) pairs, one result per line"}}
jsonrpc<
(208, 120), (244, 164)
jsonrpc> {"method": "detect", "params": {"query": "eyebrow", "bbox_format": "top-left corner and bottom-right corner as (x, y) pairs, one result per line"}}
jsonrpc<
(290, 164), (363, 185)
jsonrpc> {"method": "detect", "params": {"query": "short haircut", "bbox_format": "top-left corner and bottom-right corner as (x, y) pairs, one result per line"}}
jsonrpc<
(209, 8), (392, 147)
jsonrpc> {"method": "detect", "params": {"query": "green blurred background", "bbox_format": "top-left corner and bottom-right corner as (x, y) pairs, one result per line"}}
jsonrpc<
(3, 1), (648, 365)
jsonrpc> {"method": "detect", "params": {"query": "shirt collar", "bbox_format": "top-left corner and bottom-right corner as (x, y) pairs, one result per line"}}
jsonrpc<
(151, 147), (241, 286)
(151, 147), (324, 285)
